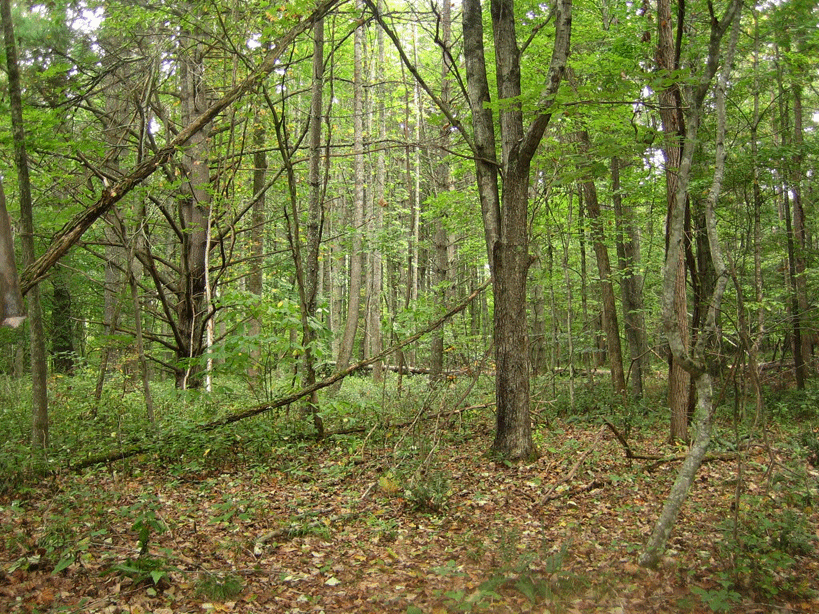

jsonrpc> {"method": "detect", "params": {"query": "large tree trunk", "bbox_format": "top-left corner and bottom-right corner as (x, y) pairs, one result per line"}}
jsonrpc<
(656, 0), (691, 442)
(459, 0), (571, 460)
(2, 0), (49, 448)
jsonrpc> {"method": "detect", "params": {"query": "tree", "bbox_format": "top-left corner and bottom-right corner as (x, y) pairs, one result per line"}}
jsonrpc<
(640, 0), (741, 567)
(463, 0), (572, 459)
(1, 0), (49, 448)
(656, 0), (692, 443)
(334, 1), (366, 387)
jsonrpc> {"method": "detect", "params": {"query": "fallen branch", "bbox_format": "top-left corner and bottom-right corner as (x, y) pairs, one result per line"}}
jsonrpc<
(644, 451), (738, 472)
(540, 424), (607, 504)
(603, 419), (662, 461)
(602, 419), (741, 469)
(69, 279), (491, 470)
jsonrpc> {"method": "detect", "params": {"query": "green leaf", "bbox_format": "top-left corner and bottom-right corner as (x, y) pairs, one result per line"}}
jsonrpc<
(52, 556), (73, 574)
(150, 569), (167, 585)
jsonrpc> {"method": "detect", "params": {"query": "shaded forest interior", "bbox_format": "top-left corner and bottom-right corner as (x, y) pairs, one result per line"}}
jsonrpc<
(0, 0), (818, 611)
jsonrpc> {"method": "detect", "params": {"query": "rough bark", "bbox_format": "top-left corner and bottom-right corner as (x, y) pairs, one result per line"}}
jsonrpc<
(656, 0), (691, 442)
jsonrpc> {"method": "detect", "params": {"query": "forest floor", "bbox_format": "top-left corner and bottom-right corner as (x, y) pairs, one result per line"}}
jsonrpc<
(1, 411), (818, 614)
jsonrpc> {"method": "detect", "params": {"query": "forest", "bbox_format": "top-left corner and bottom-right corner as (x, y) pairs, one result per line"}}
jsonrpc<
(0, 0), (818, 611)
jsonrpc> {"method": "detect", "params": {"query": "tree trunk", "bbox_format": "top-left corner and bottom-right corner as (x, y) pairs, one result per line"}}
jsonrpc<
(51, 272), (75, 374)
(459, 0), (571, 460)
(612, 157), (646, 399)
(303, 16), (326, 433)
(0, 179), (24, 328)
(640, 0), (741, 566)
(368, 5), (385, 383)
(656, 0), (691, 442)
(430, 0), (453, 386)
(2, 0), (49, 448)
(248, 115), (266, 383)
(335, 4), (366, 387)
(176, 28), (212, 389)
(578, 133), (627, 402)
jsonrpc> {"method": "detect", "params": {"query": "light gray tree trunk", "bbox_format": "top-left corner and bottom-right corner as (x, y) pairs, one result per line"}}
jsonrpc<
(640, 0), (741, 567)
(176, 25), (212, 390)
(0, 179), (24, 328)
(335, 3), (366, 387)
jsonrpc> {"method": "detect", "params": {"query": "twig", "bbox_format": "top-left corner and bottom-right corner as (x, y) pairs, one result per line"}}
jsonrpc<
(540, 424), (606, 504)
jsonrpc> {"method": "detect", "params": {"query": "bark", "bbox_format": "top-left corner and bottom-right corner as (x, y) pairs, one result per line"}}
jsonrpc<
(430, 0), (453, 386)
(51, 272), (75, 374)
(368, 6), (385, 383)
(175, 29), (212, 390)
(128, 229), (155, 424)
(640, 0), (741, 567)
(612, 157), (646, 399)
(578, 132), (627, 402)
(0, 179), (24, 328)
(461, 0), (500, 268)
(247, 116), (267, 382)
(2, 0), (49, 448)
(489, 0), (573, 460)
(304, 17), (327, 429)
(334, 5), (366, 386)
(791, 80), (809, 378)
(656, 0), (691, 442)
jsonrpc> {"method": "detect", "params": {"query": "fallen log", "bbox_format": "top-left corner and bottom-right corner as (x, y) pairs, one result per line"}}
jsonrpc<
(69, 279), (491, 471)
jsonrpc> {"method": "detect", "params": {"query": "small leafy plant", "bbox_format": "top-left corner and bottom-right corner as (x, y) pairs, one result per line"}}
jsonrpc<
(195, 572), (244, 600)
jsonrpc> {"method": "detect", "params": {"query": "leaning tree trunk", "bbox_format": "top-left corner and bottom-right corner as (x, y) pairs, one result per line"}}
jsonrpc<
(640, 0), (741, 567)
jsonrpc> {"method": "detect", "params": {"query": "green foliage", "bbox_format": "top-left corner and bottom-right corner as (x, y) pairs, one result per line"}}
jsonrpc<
(715, 503), (816, 601)
(195, 572), (244, 600)
(404, 469), (451, 514)
(207, 289), (331, 404)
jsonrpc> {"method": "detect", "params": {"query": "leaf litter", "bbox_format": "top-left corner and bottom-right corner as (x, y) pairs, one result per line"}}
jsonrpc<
(0, 415), (817, 614)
